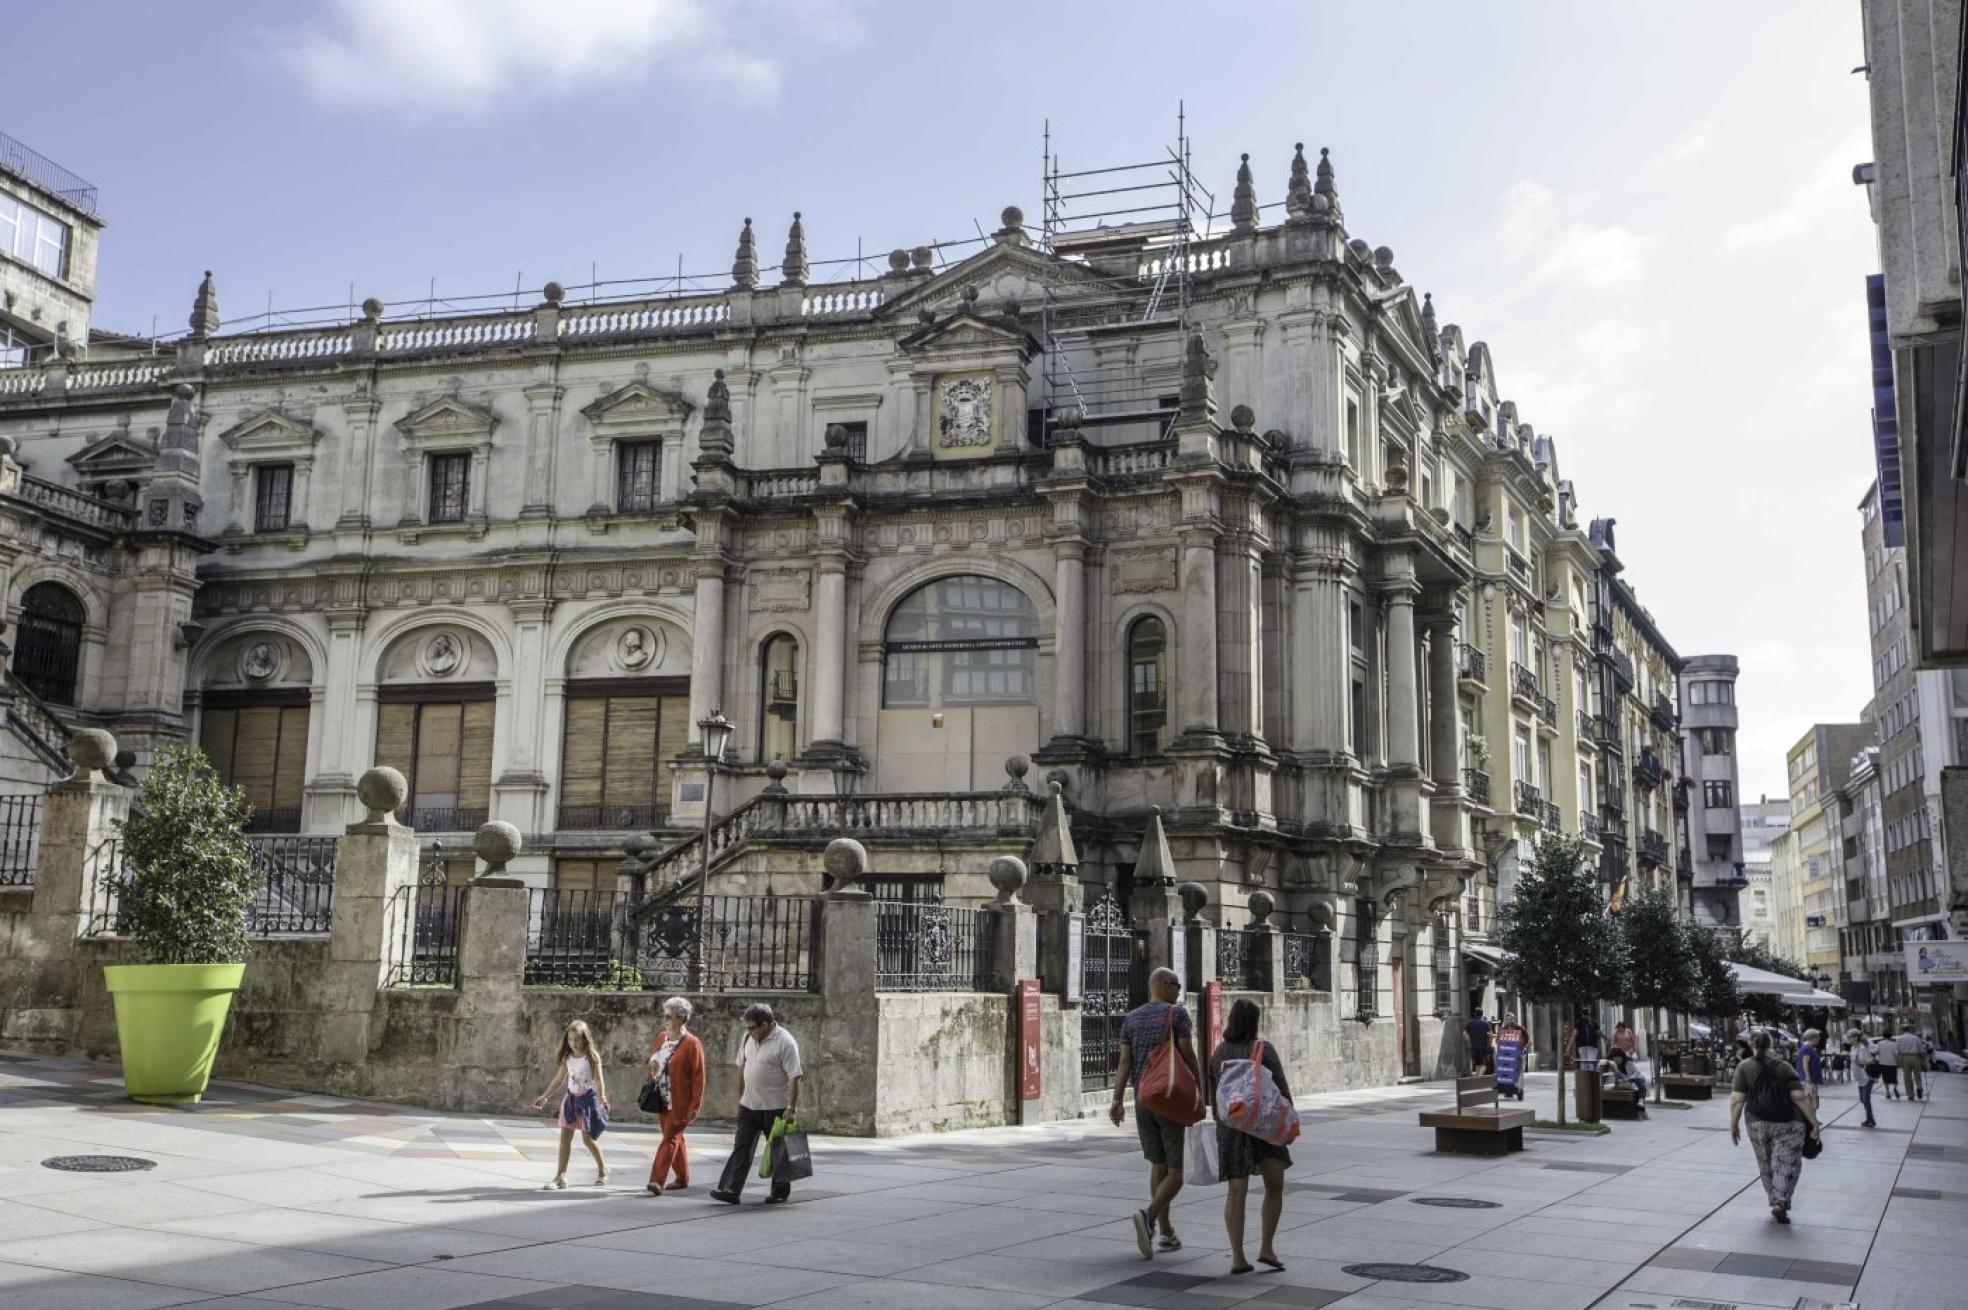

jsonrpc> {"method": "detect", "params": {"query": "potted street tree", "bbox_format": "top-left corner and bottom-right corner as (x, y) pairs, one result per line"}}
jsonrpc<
(1619, 889), (1696, 1103)
(100, 743), (257, 1104)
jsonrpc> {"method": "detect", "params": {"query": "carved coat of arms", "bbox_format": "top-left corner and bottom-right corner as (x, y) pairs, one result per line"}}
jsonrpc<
(938, 378), (992, 448)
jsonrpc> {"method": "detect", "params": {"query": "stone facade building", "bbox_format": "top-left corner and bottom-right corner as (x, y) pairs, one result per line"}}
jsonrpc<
(0, 134), (1703, 1085)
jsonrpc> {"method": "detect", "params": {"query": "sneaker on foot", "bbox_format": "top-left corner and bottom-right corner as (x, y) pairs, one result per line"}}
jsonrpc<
(710, 1190), (740, 1205)
(1771, 1205), (1790, 1224)
(1131, 1209), (1154, 1258)
(1157, 1233), (1182, 1251)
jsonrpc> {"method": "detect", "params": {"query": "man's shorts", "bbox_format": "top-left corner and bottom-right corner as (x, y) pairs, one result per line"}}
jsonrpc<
(1134, 1102), (1184, 1167)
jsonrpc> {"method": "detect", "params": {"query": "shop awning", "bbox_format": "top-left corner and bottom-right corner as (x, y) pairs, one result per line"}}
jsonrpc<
(1463, 943), (1514, 969)
(1778, 989), (1848, 1008)
(1728, 962), (1812, 993)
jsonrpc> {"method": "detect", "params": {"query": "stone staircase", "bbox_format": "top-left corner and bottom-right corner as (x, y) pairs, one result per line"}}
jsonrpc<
(0, 668), (70, 785)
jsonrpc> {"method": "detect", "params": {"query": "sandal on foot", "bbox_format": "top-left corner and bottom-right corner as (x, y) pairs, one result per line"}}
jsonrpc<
(1157, 1234), (1182, 1252)
(542, 1177), (566, 1190)
(1258, 1254), (1286, 1271)
(1230, 1262), (1254, 1275)
(646, 1184), (662, 1196)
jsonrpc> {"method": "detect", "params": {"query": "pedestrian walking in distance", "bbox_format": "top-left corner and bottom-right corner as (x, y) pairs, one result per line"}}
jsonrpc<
(1464, 1012), (1493, 1076)
(532, 1019), (611, 1190)
(1209, 999), (1292, 1275)
(1894, 1025), (1927, 1101)
(1873, 1030), (1901, 1099)
(645, 997), (704, 1196)
(1110, 966), (1202, 1258)
(1795, 1029), (1824, 1110)
(711, 1003), (802, 1206)
(1848, 1028), (1878, 1127)
(1729, 1030), (1822, 1223)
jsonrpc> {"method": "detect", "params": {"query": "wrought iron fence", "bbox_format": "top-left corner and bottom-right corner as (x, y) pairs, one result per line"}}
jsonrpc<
(521, 891), (819, 993)
(525, 889), (636, 988)
(1281, 932), (1329, 991)
(1355, 933), (1379, 1020)
(0, 793), (40, 886)
(1464, 767), (1491, 807)
(246, 835), (337, 934)
(554, 802), (666, 831)
(82, 837), (129, 936)
(1216, 926), (1272, 991)
(385, 882), (466, 986)
(865, 873), (945, 903)
(392, 805), (490, 832)
(875, 899), (996, 991)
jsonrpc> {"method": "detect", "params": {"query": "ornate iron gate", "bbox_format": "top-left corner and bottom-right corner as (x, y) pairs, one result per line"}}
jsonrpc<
(1080, 888), (1136, 1089)
(13, 582), (82, 705)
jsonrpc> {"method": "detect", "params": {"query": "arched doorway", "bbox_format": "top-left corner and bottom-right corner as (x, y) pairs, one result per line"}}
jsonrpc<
(13, 582), (84, 705)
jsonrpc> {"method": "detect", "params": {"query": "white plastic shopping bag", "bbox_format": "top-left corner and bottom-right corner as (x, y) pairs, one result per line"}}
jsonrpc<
(1183, 1121), (1220, 1187)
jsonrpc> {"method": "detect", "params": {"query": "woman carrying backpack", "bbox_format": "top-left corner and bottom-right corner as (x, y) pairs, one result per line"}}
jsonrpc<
(1208, 999), (1296, 1275)
(1729, 1030), (1822, 1224)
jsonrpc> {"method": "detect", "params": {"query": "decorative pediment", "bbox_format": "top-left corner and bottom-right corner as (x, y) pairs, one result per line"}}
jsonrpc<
(394, 396), (499, 445)
(898, 309), (1039, 358)
(580, 380), (694, 431)
(66, 433), (158, 477)
(216, 408), (320, 457)
(879, 240), (1109, 320)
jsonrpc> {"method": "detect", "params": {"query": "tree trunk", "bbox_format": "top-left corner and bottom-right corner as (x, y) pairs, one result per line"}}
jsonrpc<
(1649, 1010), (1663, 1103)
(1556, 1015), (1570, 1127)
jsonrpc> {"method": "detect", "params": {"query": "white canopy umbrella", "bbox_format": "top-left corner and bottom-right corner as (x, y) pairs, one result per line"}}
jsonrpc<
(1778, 989), (1847, 1008)
(1728, 962), (1812, 993)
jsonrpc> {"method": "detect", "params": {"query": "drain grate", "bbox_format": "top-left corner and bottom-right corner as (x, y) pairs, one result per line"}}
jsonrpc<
(42, 1155), (155, 1173)
(1343, 1263), (1469, 1284)
(1410, 1196), (1501, 1209)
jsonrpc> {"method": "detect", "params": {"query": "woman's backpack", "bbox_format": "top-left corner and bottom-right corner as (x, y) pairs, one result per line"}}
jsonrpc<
(1214, 1040), (1301, 1147)
(1747, 1058), (1796, 1123)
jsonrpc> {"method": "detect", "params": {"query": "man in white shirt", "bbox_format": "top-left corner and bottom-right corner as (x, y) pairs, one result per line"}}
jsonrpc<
(712, 1003), (803, 1204)
(1894, 1026), (1927, 1101)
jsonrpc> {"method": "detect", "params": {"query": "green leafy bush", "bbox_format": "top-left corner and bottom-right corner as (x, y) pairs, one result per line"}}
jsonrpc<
(114, 747), (256, 965)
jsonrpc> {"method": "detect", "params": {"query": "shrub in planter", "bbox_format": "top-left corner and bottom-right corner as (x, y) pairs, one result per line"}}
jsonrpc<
(101, 745), (257, 1103)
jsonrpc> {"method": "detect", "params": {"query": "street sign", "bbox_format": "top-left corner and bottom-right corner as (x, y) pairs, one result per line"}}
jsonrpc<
(1016, 979), (1042, 1101)
(1907, 941), (1968, 983)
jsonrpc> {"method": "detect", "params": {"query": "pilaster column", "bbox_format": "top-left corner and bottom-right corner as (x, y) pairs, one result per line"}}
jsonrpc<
(312, 607), (366, 792)
(811, 555), (849, 747)
(1177, 526), (1221, 740)
(337, 395), (381, 529)
(502, 600), (553, 780)
(1289, 549), (1348, 754)
(1425, 614), (1460, 788)
(519, 383), (562, 518)
(1217, 532), (1263, 743)
(1052, 540), (1087, 740)
(1385, 576), (1421, 771)
(688, 562), (728, 733)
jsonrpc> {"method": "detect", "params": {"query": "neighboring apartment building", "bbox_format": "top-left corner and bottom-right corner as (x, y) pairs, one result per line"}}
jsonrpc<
(0, 132), (105, 367)
(1784, 723), (1871, 988)
(1836, 746), (1891, 1014)
(1681, 654), (1747, 929)
(1739, 795), (1791, 950)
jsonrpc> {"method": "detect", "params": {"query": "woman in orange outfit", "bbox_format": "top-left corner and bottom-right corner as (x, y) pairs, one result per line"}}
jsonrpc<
(646, 996), (704, 1195)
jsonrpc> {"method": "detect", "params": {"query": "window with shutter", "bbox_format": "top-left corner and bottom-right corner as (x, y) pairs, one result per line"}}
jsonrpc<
(375, 691), (495, 830)
(199, 697), (310, 832)
(557, 681), (687, 829)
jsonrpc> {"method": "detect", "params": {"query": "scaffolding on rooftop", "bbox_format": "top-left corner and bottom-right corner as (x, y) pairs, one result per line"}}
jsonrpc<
(1037, 106), (1215, 445)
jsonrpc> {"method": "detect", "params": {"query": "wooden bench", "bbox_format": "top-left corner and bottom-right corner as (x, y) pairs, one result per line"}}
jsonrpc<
(1661, 1074), (1713, 1101)
(1600, 1085), (1642, 1119)
(1418, 1075), (1535, 1155)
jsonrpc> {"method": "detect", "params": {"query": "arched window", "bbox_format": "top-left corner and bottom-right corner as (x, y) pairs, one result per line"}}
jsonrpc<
(13, 582), (84, 705)
(1126, 616), (1168, 755)
(759, 634), (799, 760)
(881, 574), (1038, 708)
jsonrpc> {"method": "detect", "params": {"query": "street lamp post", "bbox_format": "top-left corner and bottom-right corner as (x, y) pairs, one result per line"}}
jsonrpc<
(829, 756), (862, 835)
(694, 709), (734, 988)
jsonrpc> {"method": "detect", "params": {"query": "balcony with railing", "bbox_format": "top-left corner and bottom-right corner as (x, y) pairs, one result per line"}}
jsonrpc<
(1633, 747), (1663, 790)
(1650, 691), (1677, 729)
(1457, 643), (1486, 688)
(1541, 800), (1562, 832)
(1463, 767), (1492, 807)
(1602, 785), (1626, 818)
(1509, 661), (1539, 708)
(1514, 779), (1542, 819)
(1579, 811), (1602, 843)
(1611, 650), (1635, 690)
(1537, 694), (1558, 734)
(555, 802), (666, 831)
(6, 475), (140, 533)
(1638, 828), (1669, 868)
(1576, 709), (1597, 744)
(1591, 713), (1618, 750)
(393, 805), (491, 833)
(1677, 845), (1694, 877)
(1672, 779), (1690, 812)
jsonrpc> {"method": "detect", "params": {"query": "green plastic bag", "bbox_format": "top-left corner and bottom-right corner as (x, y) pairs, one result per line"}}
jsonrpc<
(758, 1114), (792, 1179)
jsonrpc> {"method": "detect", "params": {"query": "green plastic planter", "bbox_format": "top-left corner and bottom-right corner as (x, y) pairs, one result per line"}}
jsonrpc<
(101, 963), (245, 1104)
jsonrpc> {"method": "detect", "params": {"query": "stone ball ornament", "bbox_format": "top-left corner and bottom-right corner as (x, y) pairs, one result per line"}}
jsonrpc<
(1229, 403), (1256, 432)
(888, 249), (911, 273)
(1177, 880), (1210, 922)
(68, 728), (117, 775)
(824, 422), (849, 450)
(821, 836), (869, 893)
(473, 820), (522, 872)
(543, 281), (565, 305)
(989, 855), (1028, 903)
(356, 766), (408, 822)
(1000, 205), (1024, 229)
(1248, 889), (1276, 925)
(0, 434), (18, 458)
(1004, 754), (1030, 783)
(360, 297), (384, 321)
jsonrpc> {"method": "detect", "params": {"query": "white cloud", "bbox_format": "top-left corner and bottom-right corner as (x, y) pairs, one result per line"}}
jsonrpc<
(1492, 179), (1648, 290)
(272, 0), (797, 111)
(1722, 148), (1866, 253)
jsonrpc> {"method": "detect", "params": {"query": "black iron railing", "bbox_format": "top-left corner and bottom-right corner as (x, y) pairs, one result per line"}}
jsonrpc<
(0, 132), (99, 214)
(1514, 779), (1542, 818)
(1218, 926), (1273, 991)
(554, 802), (666, 831)
(244, 807), (303, 835)
(246, 835), (336, 934)
(1634, 748), (1663, 790)
(1580, 811), (1602, 841)
(1541, 800), (1562, 832)
(521, 891), (820, 993)
(1458, 643), (1486, 684)
(1651, 692), (1676, 728)
(875, 899), (996, 991)
(1510, 661), (1539, 703)
(0, 793), (40, 886)
(385, 882), (466, 986)
(82, 837), (129, 936)
(393, 805), (490, 832)
(1639, 829), (1669, 867)
(1282, 932), (1329, 991)
(1464, 767), (1492, 807)
(1355, 933), (1379, 1020)
(1538, 695), (1558, 730)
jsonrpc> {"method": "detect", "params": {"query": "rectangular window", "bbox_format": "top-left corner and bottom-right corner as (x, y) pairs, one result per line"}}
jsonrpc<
(1704, 780), (1735, 809)
(1578, 761), (1593, 809)
(616, 441), (661, 512)
(1514, 725), (1532, 781)
(0, 196), (70, 279)
(253, 464), (294, 533)
(427, 453), (471, 523)
(200, 698), (309, 833)
(375, 693), (494, 829)
(558, 685), (689, 829)
(1345, 397), (1362, 472)
(833, 420), (868, 462)
(1706, 833), (1733, 860)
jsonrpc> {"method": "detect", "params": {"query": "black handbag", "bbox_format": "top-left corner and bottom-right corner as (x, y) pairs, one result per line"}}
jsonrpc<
(638, 1077), (668, 1114)
(1802, 1130), (1824, 1161)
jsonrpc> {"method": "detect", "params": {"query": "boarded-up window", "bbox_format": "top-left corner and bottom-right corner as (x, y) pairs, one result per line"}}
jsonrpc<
(553, 857), (633, 895)
(557, 679), (688, 829)
(375, 688), (495, 830)
(200, 697), (309, 833)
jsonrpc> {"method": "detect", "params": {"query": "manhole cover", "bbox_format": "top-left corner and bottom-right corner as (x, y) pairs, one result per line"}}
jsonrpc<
(1410, 1196), (1501, 1209)
(42, 1155), (155, 1173)
(1342, 1263), (1469, 1284)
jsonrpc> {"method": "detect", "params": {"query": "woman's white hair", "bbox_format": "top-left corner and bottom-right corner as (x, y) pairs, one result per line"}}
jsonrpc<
(662, 996), (692, 1023)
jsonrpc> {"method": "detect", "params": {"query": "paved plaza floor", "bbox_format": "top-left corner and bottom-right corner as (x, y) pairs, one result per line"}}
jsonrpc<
(0, 1049), (1957, 1309)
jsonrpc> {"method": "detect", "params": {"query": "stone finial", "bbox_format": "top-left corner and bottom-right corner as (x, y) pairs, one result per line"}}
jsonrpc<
(360, 297), (384, 322)
(541, 282), (564, 306)
(822, 836), (869, 896)
(1055, 405), (1082, 432)
(909, 246), (934, 272)
(1229, 403), (1255, 433)
(1313, 146), (1342, 220)
(1135, 806), (1176, 887)
(780, 212), (809, 288)
(1002, 753), (1031, 793)
(188, 271), (220, 339)
(1029, 779), (1078, 877)
(1285, 143), (1312, 219)
(887, 248), (910, 273)
(762, 758), (790, 794)
(1247, 888), (1276, 927)
(1177, 332), (1217, 424)
(1177, 880), (1209, 923)
(1420, 292), (1439, 360)
(704, 368), (732, 424)
(823, 422), (849, 450)
(356, 766), (407, 825)
(160, 383), (199, 455)
(995, 205), (1027, 246)
(68, 728), (117, 778)
(732, 218), (759, 290)
(1305, 900), (1337, 932)
(989, 855), (1028, 904)
(1231, 153), (1259, 232)
(473, 820), (522, 876)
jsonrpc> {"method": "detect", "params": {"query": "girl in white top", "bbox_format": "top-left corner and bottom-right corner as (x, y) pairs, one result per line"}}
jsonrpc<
(533, 1020), (611, 1189)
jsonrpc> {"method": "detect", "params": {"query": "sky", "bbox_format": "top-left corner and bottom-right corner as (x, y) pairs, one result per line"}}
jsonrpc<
(5, 1), (1879, 799)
